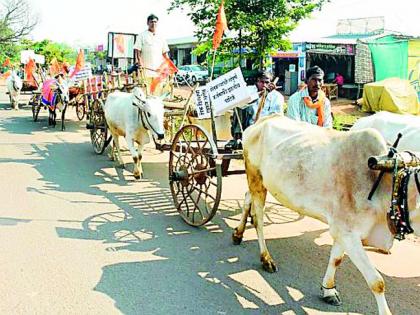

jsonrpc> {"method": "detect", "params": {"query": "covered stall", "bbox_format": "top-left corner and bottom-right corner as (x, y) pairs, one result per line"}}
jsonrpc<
(361, 77), (419, 114)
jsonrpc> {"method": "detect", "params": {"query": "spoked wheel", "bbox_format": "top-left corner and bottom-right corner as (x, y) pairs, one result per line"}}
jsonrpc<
(75, 96), (86, 121)
(31, 95), (41, 122)
(89, 99), (108, 154)
(169, 124), (222, 226)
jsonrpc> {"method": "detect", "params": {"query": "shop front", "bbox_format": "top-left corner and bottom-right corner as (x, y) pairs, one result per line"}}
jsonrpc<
(305, 41), (356, 84)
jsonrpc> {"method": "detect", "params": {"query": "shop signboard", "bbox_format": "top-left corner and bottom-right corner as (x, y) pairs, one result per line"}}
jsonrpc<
(306, 42), (355, 55)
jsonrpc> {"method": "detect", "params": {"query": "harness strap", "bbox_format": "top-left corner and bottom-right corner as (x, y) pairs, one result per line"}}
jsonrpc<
(131, 101), (161, 137)
(415, 171), (420, 194)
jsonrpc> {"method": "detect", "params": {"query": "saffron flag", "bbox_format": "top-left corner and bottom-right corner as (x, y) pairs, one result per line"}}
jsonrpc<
(25, 58), (37, 86)
(2, 58), (11, 68)
(50, 58), (61, 77)
(70, 50), (85, 78)
(2, 70), (11, 79)
(212, 0), (228, 50)
(150, 56), (178, 93)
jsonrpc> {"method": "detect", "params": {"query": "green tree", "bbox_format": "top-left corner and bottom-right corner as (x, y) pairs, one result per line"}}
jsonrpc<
(0, 0), (38, 43)
(0, 0), (38, 65)
(169, 0), (326, 69)
(19, 39), (77, 64)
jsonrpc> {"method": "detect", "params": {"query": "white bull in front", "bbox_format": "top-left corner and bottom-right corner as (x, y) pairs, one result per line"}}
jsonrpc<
(350, 111), (420, 152)
(232, 115), (420, 315)
(6, 71), (22, 110)
(103, 87), (165, 179)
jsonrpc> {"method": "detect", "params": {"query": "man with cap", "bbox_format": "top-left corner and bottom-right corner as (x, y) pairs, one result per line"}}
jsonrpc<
(134, 14), (170, 94)
(286, 66), (332, 128)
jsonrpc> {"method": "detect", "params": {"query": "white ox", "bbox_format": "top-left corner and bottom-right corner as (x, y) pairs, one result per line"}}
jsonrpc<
(351, 111), (420, 152)
(6, 71), (23, 110)
(232, 115), (420, 315)
(103, 87), (165, 179)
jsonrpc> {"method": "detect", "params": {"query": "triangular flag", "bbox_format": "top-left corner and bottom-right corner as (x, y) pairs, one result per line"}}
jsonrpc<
(70, 50), (85, 78)
(2, 58), (11, 68)
(212, 0), (228, 50)
(25, 58), (37, 86)
(150, 56), (178, 93)
(49, 58), (61, 77)
(2, 70), (11, 79)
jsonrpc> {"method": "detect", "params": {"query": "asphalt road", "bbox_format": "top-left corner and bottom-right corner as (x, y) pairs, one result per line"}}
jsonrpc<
(0, 89), (419, 315)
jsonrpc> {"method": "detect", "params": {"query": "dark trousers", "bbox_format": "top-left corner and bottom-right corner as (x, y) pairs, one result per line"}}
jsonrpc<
(230, 106), (254, 139)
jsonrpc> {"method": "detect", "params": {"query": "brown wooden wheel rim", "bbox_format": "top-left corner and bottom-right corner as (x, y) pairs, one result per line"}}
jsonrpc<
(169, 124), (222, 226)
(89, 99), (108, 154)
(75, 96), (86, 121)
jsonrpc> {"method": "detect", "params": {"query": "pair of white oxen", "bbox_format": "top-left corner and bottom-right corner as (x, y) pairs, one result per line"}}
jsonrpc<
(233, 111), (420, 315)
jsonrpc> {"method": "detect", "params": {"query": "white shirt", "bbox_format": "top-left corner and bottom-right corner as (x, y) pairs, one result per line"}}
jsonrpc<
(134, 30), (169, 77)
(286, 87), (332, 128)
(248, 86), (284, 123)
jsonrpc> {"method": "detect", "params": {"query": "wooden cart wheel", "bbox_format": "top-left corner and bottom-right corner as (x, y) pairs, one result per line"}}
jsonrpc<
(75, 96), (86, 121)
(89, 99), (108, 154)
(169, 124), (222, 226)
(31, 95), (41, 122)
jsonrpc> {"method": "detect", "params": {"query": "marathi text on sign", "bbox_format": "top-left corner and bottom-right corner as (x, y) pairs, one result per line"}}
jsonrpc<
(206, 67), (252, 116)
(194, 87), (212, 119)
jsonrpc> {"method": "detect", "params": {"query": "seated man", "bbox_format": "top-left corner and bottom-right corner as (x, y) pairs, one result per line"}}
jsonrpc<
(227, 71), (284, 150)
(286, 66), (332, 128)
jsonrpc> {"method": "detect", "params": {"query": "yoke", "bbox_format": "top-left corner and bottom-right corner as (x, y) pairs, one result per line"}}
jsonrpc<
(368, 149), (420, 240)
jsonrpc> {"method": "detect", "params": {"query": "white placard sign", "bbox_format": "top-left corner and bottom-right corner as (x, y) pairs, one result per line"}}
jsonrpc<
(207, 67), (252, 116)
(34, 54), (45, 65)
(20, 50), (35, 64)
(194, 86), (211, 119)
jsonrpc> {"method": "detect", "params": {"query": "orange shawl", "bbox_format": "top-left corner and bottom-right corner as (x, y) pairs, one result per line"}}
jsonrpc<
(301, 85), (326, 127)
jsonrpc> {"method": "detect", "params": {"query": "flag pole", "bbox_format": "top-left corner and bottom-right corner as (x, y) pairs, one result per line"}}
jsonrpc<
(208, 49), (218, 144)
(210, 49), (217, 81)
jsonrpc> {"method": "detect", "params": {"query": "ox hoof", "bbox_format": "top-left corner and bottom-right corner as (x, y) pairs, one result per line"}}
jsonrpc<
(261, 254), (277, 273)
(262, 260), (277, 273)
(232, 230), (243, 245)
(321, 287), (342, 306)
(133, 172), (143, 180)
(322, 294), (342, 306)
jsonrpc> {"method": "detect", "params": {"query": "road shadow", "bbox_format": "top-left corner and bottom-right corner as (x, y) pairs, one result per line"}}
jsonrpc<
(54, 182), (419, 314)
(0, 102), (86, 135)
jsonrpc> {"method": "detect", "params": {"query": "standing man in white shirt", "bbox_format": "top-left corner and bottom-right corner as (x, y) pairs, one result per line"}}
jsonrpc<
(134, 14), (170, 94)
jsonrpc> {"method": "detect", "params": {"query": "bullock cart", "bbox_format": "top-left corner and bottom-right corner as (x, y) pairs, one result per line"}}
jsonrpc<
(85, 69), (246, 227)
